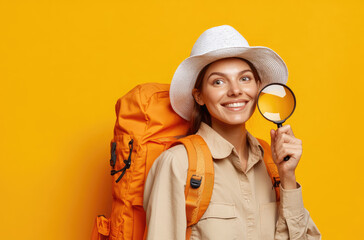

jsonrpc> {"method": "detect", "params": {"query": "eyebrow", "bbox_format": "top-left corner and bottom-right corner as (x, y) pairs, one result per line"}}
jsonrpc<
(206, 70), (252, 80)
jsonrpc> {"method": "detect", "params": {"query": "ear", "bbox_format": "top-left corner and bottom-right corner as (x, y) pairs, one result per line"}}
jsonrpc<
(192, 88), (205, 106)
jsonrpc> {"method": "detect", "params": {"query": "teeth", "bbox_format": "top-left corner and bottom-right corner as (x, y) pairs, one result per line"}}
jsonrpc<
(225, 102), (246, 107)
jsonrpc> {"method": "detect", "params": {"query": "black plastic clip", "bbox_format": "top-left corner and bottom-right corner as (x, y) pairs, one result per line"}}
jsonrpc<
(273, 177), (281, 189)
(190, 175), (202, 189)
(111, 139), (134, 183)
(109, 142), (117, 167)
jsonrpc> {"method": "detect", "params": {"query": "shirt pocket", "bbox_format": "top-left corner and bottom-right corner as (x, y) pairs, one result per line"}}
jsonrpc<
(259, 202), (278, 240)
(191, 202), (239, 240)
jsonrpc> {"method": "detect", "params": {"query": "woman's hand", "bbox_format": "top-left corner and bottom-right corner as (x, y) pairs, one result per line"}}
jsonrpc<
(270, 125), (302, 189)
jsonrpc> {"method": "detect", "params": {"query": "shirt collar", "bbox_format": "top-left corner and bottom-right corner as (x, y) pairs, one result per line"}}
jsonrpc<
(196, 122), (264, 165)
(196, 122), (234, 159)
(246, 130), (265, 172)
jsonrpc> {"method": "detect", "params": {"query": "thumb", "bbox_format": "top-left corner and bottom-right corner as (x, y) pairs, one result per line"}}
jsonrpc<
(270, 129), (276, 146)
(270, 129), (278, 161)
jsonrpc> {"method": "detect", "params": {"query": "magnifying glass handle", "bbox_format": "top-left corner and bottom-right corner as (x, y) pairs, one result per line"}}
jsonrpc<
(276, 123), (290, 161)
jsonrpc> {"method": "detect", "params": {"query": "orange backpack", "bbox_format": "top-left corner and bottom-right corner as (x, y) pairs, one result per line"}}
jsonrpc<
(91, 83), (280, 240)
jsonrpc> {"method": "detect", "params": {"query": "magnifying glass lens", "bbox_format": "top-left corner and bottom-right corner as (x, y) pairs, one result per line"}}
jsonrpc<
(258, 84), (295, 123)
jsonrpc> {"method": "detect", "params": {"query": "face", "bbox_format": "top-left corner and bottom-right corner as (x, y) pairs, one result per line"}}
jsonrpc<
(193, 58), (260, 128)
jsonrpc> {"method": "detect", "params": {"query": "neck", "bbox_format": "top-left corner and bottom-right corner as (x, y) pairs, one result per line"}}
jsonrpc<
(210, 120), (248, 158)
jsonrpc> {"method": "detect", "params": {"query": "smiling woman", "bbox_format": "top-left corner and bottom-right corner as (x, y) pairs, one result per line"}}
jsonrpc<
(143, 25), (321, 240)
(192, 58), (260, 129)
(189, 57), (262, 134)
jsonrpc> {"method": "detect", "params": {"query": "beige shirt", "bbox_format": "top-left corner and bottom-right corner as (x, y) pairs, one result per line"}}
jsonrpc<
(143, 122), (321, 240)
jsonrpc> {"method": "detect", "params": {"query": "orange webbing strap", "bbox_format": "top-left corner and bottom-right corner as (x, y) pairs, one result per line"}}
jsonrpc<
(186, 227), (192, 240)
(257, 139), (280, 202)
(172, 135), (214, 240)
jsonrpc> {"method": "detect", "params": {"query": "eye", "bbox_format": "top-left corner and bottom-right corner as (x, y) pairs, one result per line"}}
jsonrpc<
(213, 79), (224, 85)
(240, 76), (251, 82)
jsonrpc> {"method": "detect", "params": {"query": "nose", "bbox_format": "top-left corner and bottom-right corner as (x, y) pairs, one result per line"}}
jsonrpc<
(227, 81), (243, 96)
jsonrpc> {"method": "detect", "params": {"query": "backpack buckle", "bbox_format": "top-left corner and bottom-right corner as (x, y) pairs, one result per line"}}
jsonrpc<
(273, 177), (281, 188)
(109, 142), (117, 167)
(190, 175), (202, 189)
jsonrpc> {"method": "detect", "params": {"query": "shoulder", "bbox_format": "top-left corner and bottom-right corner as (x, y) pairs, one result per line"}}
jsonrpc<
(143, 144), (189, 211)
(167, 143), (189, 160)
(148, 144), (189, 179)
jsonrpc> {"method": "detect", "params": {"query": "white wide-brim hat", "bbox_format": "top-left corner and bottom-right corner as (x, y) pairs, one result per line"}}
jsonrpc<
(170, 25), (288, 121)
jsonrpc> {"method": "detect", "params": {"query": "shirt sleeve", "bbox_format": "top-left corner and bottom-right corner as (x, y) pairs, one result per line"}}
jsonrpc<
(275, 183), (321, 240)
(143, 147), (188, 240)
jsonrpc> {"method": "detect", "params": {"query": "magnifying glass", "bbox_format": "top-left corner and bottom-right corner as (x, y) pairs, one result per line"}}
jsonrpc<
(257, 83), (296, 161)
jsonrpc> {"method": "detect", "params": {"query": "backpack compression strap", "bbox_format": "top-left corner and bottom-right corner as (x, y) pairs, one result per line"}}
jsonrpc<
(257, 139), (281, 202)
(172, 135), (214, 240)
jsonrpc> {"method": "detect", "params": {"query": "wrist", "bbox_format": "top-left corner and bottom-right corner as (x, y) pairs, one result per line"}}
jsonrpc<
(279, 171), (297, 189)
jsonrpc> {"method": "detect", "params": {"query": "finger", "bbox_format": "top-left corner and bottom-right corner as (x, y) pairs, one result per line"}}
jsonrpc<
(276, 142), (302, 152)
(276, 132), (302, 146)
(276, 143), (302, 159)
(277, 124), (295, 137)
(276, 147), (302, 163)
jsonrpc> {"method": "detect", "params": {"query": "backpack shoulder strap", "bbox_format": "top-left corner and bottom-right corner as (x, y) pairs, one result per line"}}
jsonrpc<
(171, 134), (214, 240)
(257, 138), (281, 202)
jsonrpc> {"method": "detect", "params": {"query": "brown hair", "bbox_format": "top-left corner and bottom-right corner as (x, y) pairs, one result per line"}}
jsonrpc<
(188, 57), (262, 134)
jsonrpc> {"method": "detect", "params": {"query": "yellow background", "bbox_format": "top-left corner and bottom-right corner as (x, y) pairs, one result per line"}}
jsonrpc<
(1, 0), (363, 239)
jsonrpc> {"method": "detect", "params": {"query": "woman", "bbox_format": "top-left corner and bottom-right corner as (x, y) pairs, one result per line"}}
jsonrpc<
(143, 25), (321, 239)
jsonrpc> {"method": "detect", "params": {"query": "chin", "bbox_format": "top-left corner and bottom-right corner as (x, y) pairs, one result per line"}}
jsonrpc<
(227, 120), (249, 126)
(212, 116), (250, 127)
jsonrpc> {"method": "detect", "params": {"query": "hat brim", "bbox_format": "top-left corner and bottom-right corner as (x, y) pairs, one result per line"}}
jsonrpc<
(170, 46), (288, 121)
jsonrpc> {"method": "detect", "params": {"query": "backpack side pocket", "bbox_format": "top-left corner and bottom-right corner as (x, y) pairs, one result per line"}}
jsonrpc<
(91, 215), (110, 240)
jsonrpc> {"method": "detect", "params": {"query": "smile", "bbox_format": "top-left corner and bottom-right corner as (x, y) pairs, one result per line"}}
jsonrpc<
(224, 102), (246, 107)
(221, 101), (249, 111)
